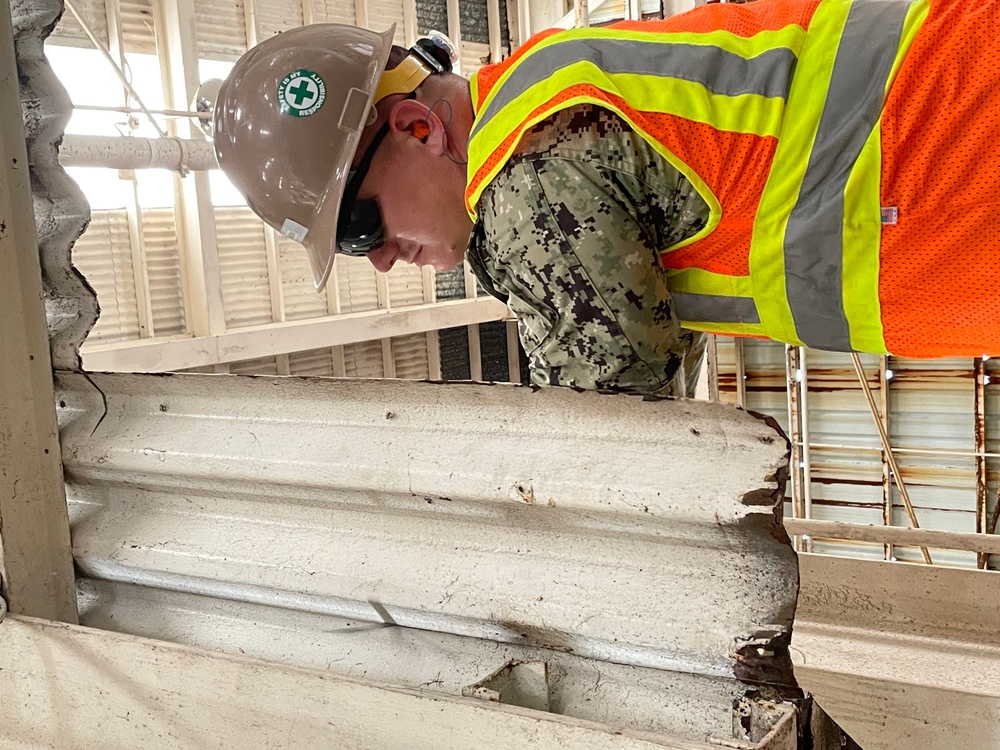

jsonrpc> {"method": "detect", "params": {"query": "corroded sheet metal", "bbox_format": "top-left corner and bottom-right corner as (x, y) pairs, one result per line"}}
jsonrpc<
(58, 373), (796, 686)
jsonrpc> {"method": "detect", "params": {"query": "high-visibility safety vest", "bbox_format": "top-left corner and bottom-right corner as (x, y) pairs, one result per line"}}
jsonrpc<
(466, 0), (1000, 358)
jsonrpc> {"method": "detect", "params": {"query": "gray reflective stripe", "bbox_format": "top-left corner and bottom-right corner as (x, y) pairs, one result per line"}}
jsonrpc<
(783, 0), (912, 351)
(471, 39), (797, 138)
(674, 292), (760, 325)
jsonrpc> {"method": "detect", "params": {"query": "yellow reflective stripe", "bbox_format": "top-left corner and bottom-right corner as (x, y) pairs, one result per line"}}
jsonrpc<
(748, 0), (852, 347)
(666, 268), (753, 298)
(841, 0), (927, 354)
(681, 320), (768, 337)
(466, 71), (783, 215)
(470, 69), (480, 111)
(474, 26), (807, 120)
(841, 126), (888, 354)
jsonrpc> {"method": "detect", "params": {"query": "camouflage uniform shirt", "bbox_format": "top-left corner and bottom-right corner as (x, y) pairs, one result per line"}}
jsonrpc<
(467, 104), (711, 397)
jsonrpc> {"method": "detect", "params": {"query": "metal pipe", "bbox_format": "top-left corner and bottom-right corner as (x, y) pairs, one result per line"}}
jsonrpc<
(734, 338), (747, 409)
(879, 356), (893, 561)
(851, 353), (932, 564)
(60, 134), (218, 171)
(975, 357), (988, 569)
(799, 347), (814, 552)
(575, 0), (589, 28)
(803, 441), (1000, 461)
(74, 103), (211, 120)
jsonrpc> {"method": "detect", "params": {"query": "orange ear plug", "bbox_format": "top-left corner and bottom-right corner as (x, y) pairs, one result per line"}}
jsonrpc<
(412, 120), (431, 142)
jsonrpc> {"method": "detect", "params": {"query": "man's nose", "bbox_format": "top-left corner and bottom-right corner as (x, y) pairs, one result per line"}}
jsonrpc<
(365, 242), (397, 274)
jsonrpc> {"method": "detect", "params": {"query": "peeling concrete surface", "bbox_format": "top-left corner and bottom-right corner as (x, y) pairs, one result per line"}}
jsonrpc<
(12, 0), (97, 371)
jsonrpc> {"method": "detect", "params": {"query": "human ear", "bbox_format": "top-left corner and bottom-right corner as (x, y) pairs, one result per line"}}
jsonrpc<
(387, 98), (447, 156)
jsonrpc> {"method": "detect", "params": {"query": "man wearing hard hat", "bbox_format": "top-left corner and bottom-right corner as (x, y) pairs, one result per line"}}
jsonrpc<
(214, 0), (1000, 396)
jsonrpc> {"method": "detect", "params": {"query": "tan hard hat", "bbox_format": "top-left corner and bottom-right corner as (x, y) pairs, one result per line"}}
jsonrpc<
(213, 24), (395, 289)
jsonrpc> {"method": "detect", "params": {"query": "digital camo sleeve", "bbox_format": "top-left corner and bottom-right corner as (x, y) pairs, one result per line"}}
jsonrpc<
(479, 154), (704, 396)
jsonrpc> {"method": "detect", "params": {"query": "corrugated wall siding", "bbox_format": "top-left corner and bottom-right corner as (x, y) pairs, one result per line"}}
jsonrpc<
(714, 337), (999, 569)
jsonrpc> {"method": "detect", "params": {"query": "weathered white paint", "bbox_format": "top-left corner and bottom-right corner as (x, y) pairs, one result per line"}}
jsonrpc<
(0, 0), (77, 621)
(80, 297), (509, 372)
(0, 614), (788, 750)
(58, 374), (795, 681)
(785, 517), (1000, 556)
(794, 554), (1000, 749)
(78, 577), (747, 741)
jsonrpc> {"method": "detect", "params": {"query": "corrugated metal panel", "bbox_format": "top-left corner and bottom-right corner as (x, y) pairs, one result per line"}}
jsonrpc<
(229, 356), (280, 375)
(310, 0), (355, 25)
(120, 0), (157, 54)
(367, 0), (407, 44)
(255, 0), (304, 39)
(460, 40), (490, 78)
(280, 238), (329, 321)
(287, 348), (336, 376)
(73, 578), (769, 744)
(386, 264), (425, 308)
(714, 337), (987, 568)
(57, 372), (796, 691)
(391, 334), (430, 379)
(590, 0), (661, 24)
(215, 206), (273, 328)
(142, 208), (186, 336)
(336, 255), (380, 313)
(71, 209), (140, 344)
(343, 340), (385, 377)
(196, 0), (247, 61)
(50, 0), (109, 48)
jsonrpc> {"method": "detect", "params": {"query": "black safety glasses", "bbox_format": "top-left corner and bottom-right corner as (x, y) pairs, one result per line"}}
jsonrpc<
(337, 121), (390, 257)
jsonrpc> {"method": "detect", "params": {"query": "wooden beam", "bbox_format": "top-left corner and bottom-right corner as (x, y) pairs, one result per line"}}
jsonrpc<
(81, 297), (509, 372)
(785, 518), (1000, 557)
(0, 0), (77, 622)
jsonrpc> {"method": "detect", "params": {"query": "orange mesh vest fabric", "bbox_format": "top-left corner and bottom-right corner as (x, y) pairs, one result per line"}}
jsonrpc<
(878, 0), (1000, 357)
(468, 1), (822, 280)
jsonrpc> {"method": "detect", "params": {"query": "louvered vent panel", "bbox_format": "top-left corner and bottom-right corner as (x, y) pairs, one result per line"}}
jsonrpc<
(72, 209), (141, 344)
(229, 356), (280, 375)
(255, 0), (304, 39)
(336, 255), (380, 313)
(288, 348), (337, 376)
(343, 340), (385, 377)
(392, 334), (430, 379)
(51, 0), (109, 48)
(311, 0), (355, 25)
(121, 0), (157, 54)
(367, 0), (406, 44)
(196, 0), (247, 61)
(386, 264), (425, 308)
(460, 40), (490, 78)
(280, 238), (330, 321)
(216, 207), (273, 328)
(143, 208), (186, 336)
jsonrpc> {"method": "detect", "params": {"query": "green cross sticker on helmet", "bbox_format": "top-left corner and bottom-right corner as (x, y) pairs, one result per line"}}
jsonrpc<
(278, 69), (327, 117)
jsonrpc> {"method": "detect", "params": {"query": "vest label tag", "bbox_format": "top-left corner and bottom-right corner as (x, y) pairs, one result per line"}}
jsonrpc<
(881, 206), (898, 225)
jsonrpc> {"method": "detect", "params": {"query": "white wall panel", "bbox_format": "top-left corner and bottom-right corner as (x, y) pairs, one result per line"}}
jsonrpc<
(215, 206), (272, 328)
(195, 0), (248, 60)
(714, 337), (993, 568)
(121, 0), (157, 53)
(280, 237), (330, 320)
(50, 0), (109, 48)
(71, 209), (141, 343)
(287, 348), (337, 376)
(255, 0), (305, 38)
(392, 333), (430, 378)
(142, 208), (186, 336)
(311, 0), (356, 25)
